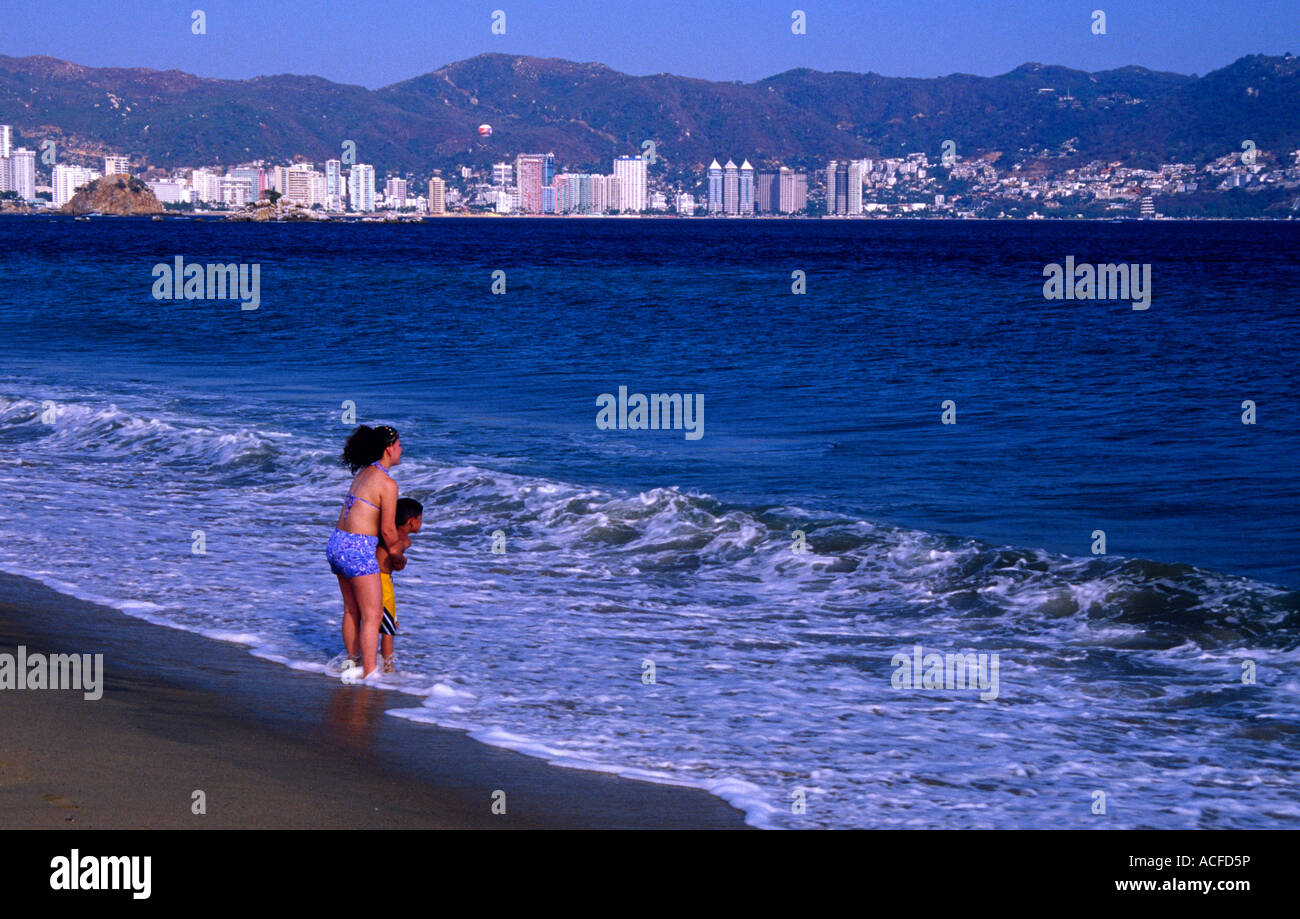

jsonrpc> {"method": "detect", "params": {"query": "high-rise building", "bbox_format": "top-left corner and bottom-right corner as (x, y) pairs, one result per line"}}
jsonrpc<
(53, 164), (99, 206)
(269, 164), (324, 205)
(756, 172), (779, 213)
(707, 159), (723, 213)
(428, 176), (446, 215)
(492, 162), (513, 187)
(349, 164), (376, 212)
(494, 185), (521, 214)
(511, 152), (555, 214)
(7, 148), (36, 201)
(553, 174), (571, 212)
(779, 168), (807, 213)
(147, 181), (189, 204)
(229, 166), (265, 202)
(739, 160), (755, 215)
(0, 125), (12, 195)
(384, 177), (408, 209)
(283, 164), (321, 207)
(220, 177), (250, 207)
(555, 173), (624, 214)
(104, 155), (131, 177)
(554, 174), (587, 214)
(597, 175), (620, 213)
(310, 171), (327, 208)
(515, 154), (546, 214)
(612, 155), (647, 212)
(325, 159), (344, 211)
(190, 169), (223, 204)
(723, 159), (739, 214)
(826, 160), (861, 215)
(589, 175), (608, 213)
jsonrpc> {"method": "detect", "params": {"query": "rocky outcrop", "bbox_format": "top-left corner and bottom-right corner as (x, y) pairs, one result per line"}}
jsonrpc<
(226, 198), (321, 221)
(62, 175), (165, 215)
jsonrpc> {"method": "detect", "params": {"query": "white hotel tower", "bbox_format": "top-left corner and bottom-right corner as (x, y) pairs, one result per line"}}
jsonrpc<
(53, 164), (100, 206)
(349, 164), (376, 212)
(325, 159), (344, 211)
(612, 155), (647, 212)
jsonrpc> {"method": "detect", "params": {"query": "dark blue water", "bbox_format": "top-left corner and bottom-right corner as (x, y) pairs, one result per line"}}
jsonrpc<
(4, 217), (1297, 585)
(1, 215), (1298, 828)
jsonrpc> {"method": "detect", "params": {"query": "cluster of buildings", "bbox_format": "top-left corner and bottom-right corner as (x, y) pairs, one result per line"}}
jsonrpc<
(780, 147), (1300, 217)
(28, 144), (408, 214)
(472, 153), (651, 214)
(5, 121), (1300, 218)
(152, 160), (385, 212)
(930, 149), (1300, 216)
(0, 126), (38, 201)
(50, 155), (133, 205)
(705, 160), (808, 214)
(4, 120), (741, 217)
(34, 142), (656, 217)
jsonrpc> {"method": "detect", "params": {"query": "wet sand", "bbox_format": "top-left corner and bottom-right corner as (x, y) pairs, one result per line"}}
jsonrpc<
(0, 572), (748, 829)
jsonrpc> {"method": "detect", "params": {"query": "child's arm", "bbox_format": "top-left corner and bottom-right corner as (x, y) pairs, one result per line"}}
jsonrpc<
(389, 533), (412, 571)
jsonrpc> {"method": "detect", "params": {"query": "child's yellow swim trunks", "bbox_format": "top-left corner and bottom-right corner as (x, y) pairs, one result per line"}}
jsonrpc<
(379, 572), (398, 636)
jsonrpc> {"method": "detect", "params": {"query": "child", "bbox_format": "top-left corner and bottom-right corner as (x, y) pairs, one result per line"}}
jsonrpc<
(375, 497), (423, 673)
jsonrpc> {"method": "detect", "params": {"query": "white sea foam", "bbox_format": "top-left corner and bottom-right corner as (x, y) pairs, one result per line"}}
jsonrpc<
(1, 384), (1297, 828)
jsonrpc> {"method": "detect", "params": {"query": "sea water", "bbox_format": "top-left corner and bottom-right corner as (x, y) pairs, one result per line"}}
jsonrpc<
(0, 216), (1297, 828)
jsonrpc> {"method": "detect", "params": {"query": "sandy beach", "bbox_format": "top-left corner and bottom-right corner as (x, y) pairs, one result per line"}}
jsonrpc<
(0, 572), (748, 829)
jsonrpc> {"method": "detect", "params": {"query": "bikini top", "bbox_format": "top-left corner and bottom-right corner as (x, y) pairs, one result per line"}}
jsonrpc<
(342, 462), (394, 519)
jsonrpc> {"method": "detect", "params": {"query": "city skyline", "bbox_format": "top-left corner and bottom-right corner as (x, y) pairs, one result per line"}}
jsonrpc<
(3, 42), (1297, 219)
(3, 46), (1295, 178)
(11, 131), (1296, 221)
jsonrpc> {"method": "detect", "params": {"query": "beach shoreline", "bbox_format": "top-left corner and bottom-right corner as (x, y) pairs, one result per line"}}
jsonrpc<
(0, 571), (749, 830)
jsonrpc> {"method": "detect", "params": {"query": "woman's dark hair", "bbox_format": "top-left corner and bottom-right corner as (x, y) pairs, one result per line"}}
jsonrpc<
(340, 424), (399, 473)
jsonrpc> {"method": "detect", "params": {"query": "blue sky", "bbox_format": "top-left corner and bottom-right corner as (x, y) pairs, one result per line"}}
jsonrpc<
(6, 1), (1298, 87)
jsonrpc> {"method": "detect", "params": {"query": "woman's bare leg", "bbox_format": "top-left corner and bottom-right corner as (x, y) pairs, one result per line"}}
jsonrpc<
(337, 574), (360, 661)
(352, 572), (384, 676)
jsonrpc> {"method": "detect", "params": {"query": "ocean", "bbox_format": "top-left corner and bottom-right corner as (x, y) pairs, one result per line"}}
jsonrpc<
(1, 215), (1297, 828)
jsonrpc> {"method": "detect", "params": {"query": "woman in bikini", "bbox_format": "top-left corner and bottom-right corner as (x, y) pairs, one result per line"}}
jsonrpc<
(326, 424), (404, 680)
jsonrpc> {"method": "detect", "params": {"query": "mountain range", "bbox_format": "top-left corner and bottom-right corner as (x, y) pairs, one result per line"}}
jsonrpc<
(1, 52), (1297, 179)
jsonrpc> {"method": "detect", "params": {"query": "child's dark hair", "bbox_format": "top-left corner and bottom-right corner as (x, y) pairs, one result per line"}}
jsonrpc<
(380, 498), (424, 548)
(340, 424), (399, 473)
(396, 498), (423, 527)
